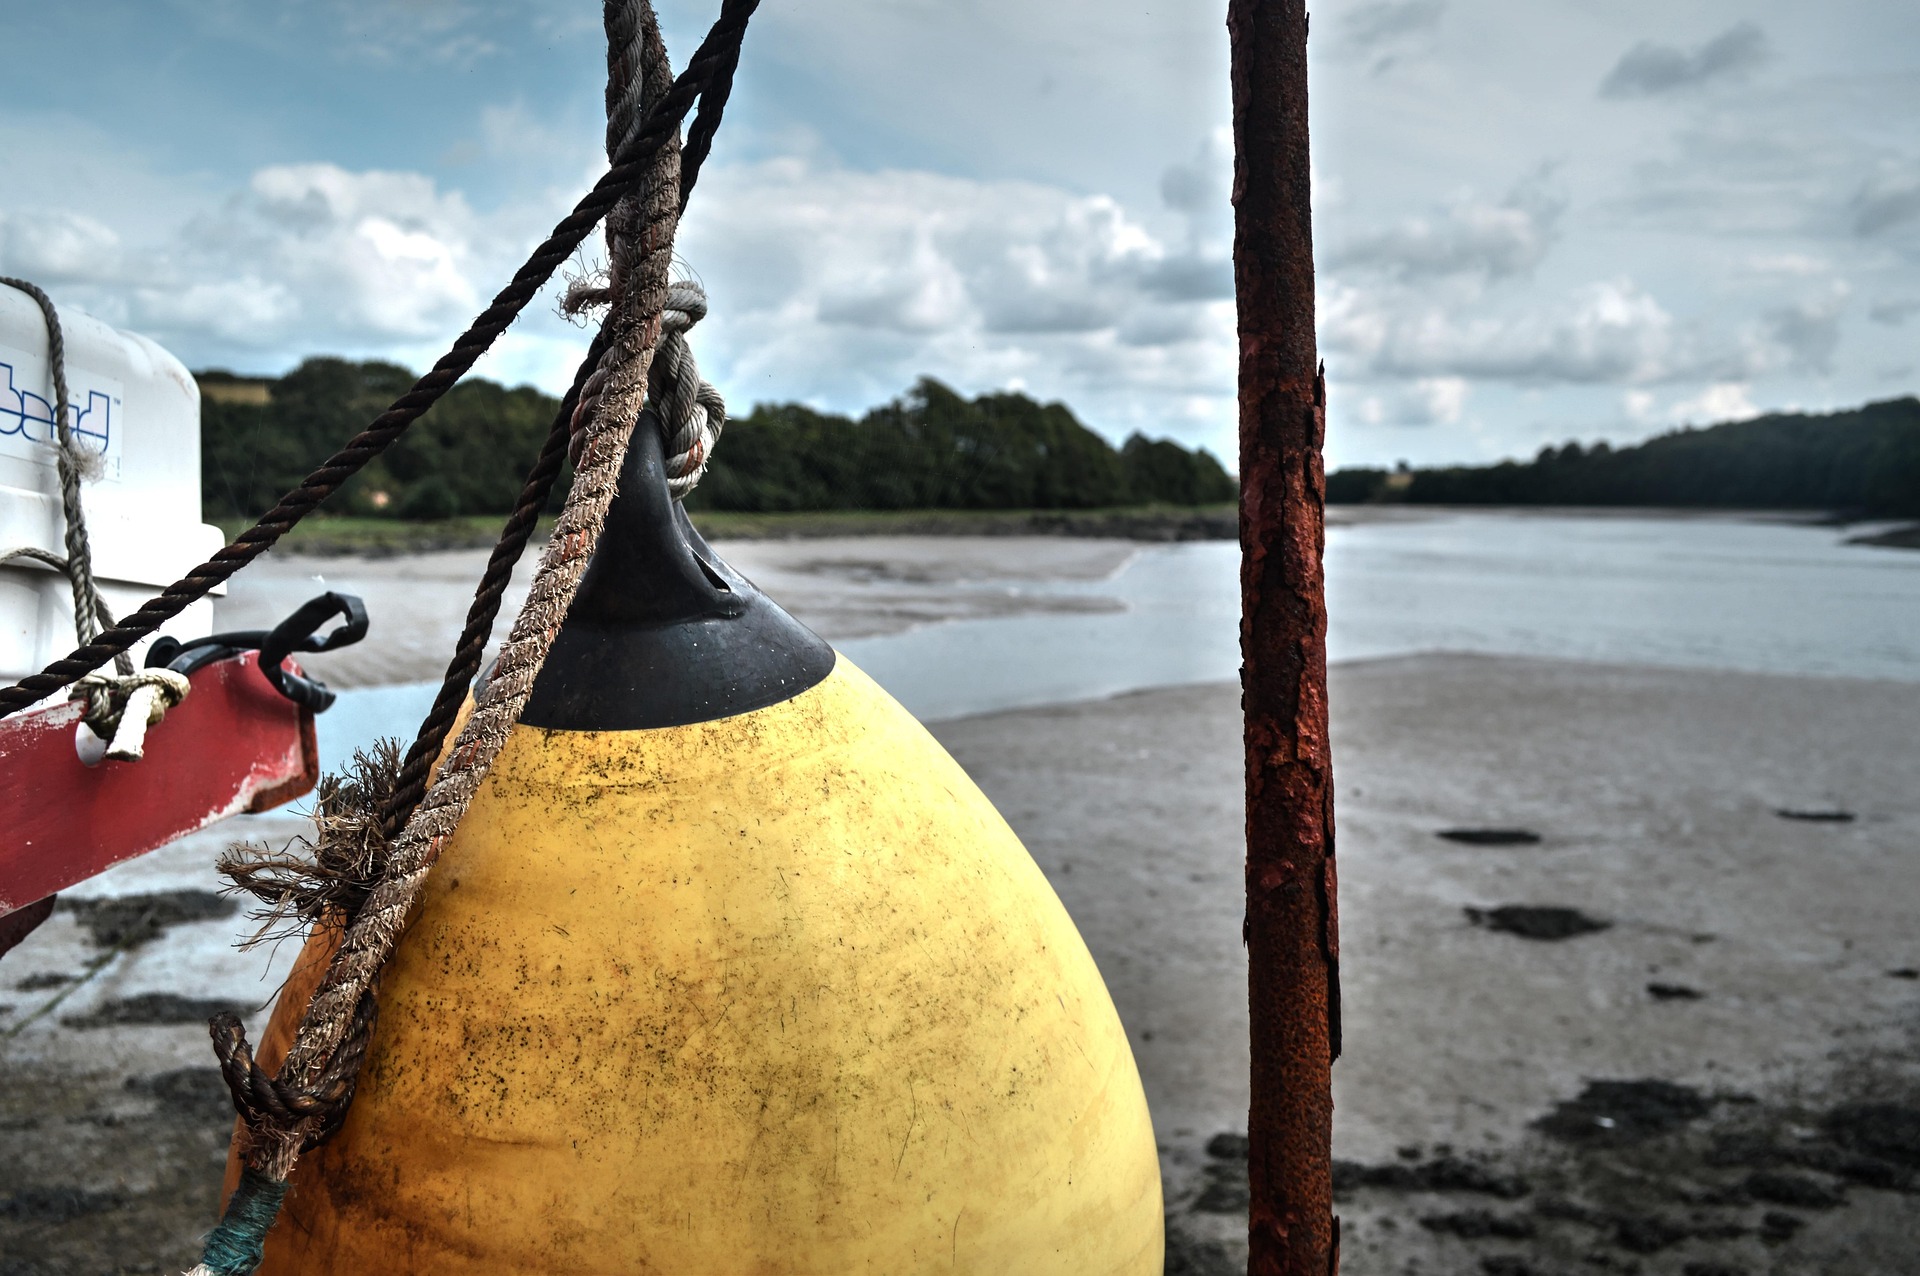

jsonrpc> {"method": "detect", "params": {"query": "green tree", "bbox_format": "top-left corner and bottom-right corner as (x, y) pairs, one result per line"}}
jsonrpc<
(1329, 397), (1920, 517)
(202, 362), (1241, 520)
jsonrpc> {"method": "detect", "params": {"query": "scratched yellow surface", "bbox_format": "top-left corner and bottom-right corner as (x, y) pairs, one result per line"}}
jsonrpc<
(253, 657), (1162, 1274)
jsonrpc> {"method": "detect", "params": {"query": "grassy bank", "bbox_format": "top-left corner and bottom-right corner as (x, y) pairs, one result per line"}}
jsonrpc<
(213, 514), (545, 557)
(221, 504), (1238, 556)
(692, 504), (1235, 542)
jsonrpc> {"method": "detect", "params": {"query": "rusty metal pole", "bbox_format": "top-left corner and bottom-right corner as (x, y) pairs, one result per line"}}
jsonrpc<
(1230, 1), (1338, 1274)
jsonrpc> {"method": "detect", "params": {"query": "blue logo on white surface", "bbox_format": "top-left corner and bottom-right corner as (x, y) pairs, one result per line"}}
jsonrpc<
(1, 358), (112, 451)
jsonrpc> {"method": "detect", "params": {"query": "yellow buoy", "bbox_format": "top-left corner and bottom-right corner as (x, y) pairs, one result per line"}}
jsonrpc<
(239, 423), (1163, 1273)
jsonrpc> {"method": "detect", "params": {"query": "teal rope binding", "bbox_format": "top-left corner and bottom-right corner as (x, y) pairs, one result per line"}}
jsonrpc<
(194, 1168), (289, 1276)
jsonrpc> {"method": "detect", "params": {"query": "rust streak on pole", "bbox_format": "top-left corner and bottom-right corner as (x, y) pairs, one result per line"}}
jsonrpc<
(1231, 1), (1338, 1274)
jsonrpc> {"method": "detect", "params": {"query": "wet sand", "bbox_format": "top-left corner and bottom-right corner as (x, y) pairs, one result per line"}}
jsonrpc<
(4, 538), (1918, 1272)
(209, 535), (1140, 687)
(933, 657), (1920, 1273)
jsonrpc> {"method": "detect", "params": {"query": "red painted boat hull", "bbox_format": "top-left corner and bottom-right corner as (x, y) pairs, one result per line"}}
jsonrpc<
(0, 651), (318, 919)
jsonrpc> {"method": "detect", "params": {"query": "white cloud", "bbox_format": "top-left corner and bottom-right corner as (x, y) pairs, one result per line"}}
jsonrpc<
(1323, 277), (1685, 385)
(1623, 383), (1763, 430)
(1869, 298), (1920, 327)
(1668, 382), (1760, 425)
(326, 0), (499, 64)
(0, 211), (124, 284)
(1324, 268), (1860, 397)
(1413, 376), (1470, 424)
(1336, 1), (1447, 75)
(168, 164), (482, 347)
(1851, 168), (1920, 237)
(1744, 253), (1829, 278)
(1332, 183), (1563, 281)
(0, 121), (1242, 452)
(675, 155), (1238, 447)
(1600, 23), (1770, 99)
(1159, 130), (1230, 220)
(1352, 376), (1469, 428)
(1735, 283), (1849, 376)
(0, 159), (503, 369)
(8, 0), (1917, 475)
(1341, 1), (1447, 52)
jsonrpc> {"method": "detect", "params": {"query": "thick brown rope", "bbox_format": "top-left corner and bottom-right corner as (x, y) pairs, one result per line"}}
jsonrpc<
(0, 0), (760, 722)
(377, 328), (607, 838)
(214, 0), (701, 1193)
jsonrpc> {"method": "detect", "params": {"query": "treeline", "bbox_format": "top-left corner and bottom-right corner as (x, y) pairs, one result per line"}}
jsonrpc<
(1327, 397), (1920, 517)
(198, 363), (1235, 520)
(691, 378), (1236, 512)
(200, 360), (558, 521)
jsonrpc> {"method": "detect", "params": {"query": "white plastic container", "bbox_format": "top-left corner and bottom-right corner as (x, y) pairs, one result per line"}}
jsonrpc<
(0, 287), (224, 684)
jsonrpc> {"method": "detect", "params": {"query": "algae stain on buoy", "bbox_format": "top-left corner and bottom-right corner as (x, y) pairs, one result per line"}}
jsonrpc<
(242, 421), (1163, 1273)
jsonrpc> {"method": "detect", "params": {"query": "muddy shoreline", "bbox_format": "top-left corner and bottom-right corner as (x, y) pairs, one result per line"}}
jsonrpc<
(5, 642), (1918, 1269)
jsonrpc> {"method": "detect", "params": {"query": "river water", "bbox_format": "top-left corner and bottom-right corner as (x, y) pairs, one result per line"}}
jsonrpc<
(317, 511), (1920, 768)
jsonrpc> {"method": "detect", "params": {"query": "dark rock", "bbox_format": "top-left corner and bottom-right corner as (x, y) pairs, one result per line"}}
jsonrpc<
(1612, 1214), (1690, 1253)
(1758, 1211), (1804, 1244)
(1536, 1079), (1712, 1145)
(1191, 1162), (1250, 1214)
(0, 1185), (123, 1223)
(1466, 905), (1611, 941)
(62, 993), (249, 1029)
(1732, 1135), (1915, 1190)
(1419, 1209), (1535, 1239)
(11, 972), (74, 992)
(1773, 808), (1855, 822)
(1788, 1144), (1911, 1191)
(1646, 982), (1704, 1001)
(124, 1068), (233, 1122)
(1887, 968), (1919, 980)
(1333, 1155), (1529, 1199)
(1421, 1157), (1531, 1198)
(1331, 1159), (1367, 1194)
(1480, 1258), (1538, 1276)
(1705, 1133), (1775, 1167)
(1692, 1183), (1753, 1207)
(1825, 1102), (1920, 1168)
(1743, 1171), (1843, 1209)
(1438, 829), (1542, 846)
(1534, 1196), (1601, 1223)
(1204, 1132), (1249, 1160)
(59, 891), (236, 949)
(1163, 1220), (1236, 1276)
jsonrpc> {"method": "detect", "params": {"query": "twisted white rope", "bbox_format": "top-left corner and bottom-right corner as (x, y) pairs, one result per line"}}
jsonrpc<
(75, 668), (191, 761)
(655, 281), (727, 497)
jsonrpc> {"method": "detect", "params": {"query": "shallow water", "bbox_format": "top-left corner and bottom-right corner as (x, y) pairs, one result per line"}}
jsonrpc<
(315, 512), (1920, 768)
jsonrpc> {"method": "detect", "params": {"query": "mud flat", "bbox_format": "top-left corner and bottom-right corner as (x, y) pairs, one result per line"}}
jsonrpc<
(4, 654), (1917, 1273)
(208, 535), (1140, 687)
(932, 656), (1920, 1274)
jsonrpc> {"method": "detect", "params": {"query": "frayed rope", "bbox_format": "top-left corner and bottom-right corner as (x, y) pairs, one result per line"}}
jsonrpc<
(187, 1167), (288, 1276)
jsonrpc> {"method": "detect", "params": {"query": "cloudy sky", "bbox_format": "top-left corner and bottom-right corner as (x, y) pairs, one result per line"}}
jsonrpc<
(3, 1), (1917, 468)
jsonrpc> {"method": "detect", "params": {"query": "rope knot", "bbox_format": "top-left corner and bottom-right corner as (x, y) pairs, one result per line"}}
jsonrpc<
(651, 280), (726, 498)
(73, 668), (191, 761)
(566, 278), (726, 499)
(662, 279), (709, 329)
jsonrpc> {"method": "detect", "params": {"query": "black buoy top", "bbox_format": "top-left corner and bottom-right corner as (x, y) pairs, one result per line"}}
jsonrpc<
(517, 413), (836, 732)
